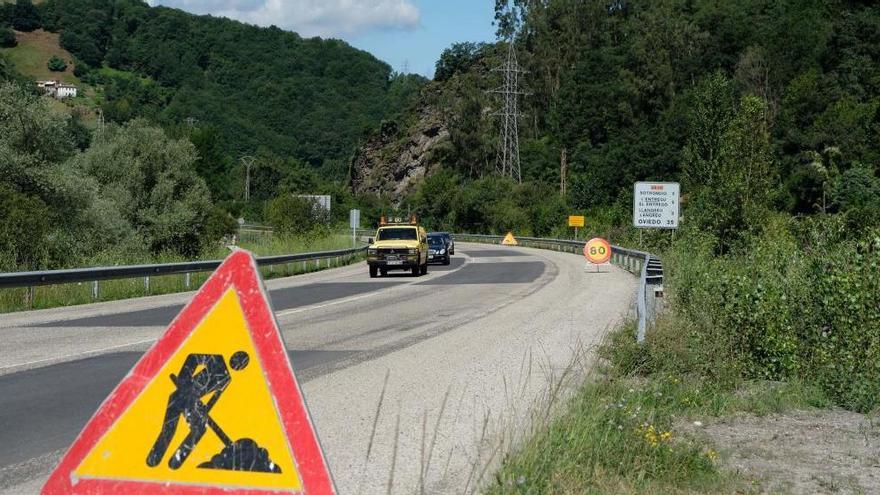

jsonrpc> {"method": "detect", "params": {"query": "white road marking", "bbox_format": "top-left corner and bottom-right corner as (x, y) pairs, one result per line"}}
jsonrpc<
(0, 338), (156, 374)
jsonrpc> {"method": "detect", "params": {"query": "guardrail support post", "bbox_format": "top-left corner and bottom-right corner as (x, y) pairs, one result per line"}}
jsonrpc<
(92, 280), (99, 300)
(185, 272), (191, 289)
(144, 276), (150, 294)
(26, 286), (35, 309)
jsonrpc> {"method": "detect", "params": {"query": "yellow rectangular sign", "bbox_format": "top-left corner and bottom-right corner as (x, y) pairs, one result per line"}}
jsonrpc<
(568, 215), (585, 228)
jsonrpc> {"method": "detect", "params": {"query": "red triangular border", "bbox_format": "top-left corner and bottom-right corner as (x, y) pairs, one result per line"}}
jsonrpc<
(41, 250), (336, 495)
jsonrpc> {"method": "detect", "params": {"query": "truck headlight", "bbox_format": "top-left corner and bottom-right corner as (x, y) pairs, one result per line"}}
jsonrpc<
(408, 248), (417, 254)
(368, 248), (377, 255)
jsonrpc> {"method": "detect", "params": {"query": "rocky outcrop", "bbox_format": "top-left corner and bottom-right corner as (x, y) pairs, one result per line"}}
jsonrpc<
(350, 101), (449, 201)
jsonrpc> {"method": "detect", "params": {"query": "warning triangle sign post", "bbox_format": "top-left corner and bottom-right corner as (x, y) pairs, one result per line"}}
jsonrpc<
(42, 250), (336, 495)
(501, 232), (518, 246)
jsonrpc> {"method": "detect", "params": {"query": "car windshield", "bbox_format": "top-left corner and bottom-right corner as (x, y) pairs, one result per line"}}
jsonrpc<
(428, 236), (444, 246)
(377, 228), (417, 241)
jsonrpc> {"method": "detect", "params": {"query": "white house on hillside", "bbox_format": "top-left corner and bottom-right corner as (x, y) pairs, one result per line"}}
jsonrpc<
(36, 80), (78, 99)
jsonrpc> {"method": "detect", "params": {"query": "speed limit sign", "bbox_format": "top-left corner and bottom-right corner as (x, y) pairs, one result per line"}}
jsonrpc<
(584, 237), (612, 265)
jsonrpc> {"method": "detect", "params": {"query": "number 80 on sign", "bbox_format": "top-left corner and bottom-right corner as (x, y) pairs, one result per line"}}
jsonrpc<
(583, 238), (612, 265)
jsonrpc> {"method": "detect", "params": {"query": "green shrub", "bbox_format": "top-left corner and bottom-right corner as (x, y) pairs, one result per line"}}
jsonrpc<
(0, 26), (16, 48)
(666, 217), (880, 412)
(47, 55), (67, 72)
(264, 195), (328, 235)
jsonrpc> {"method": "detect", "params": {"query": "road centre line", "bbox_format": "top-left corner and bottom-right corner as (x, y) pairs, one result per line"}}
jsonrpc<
(0, 254), (474, 374)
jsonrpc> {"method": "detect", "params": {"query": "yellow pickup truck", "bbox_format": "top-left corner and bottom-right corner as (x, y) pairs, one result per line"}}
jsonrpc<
(366, 218), (428, 278)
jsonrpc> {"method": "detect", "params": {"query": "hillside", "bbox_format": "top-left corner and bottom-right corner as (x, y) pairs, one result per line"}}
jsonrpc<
(0, 29), (76, 83)
(356, 1), (880, 238)
(33, 0), (423, 170)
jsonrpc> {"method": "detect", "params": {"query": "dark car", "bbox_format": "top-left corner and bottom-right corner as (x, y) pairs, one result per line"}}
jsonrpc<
(427, 233), (451, 265)
(437, 232), (454, 255)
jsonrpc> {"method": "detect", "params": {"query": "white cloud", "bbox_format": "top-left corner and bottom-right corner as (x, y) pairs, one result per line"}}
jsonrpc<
(147, 0), (421, 38)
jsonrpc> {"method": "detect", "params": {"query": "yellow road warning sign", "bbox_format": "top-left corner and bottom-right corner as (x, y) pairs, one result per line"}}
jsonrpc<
(42, 250), (335, 495)
(568, 215), (585, 228)
(501, 232), (518, 246)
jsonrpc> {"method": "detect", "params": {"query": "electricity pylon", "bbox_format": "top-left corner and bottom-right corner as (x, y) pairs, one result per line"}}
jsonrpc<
(489, 38), (527, 183)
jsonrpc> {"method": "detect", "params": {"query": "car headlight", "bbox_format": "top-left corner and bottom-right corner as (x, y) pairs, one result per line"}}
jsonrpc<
(408, 248), (417, 254)
(440, 249), (446, 254)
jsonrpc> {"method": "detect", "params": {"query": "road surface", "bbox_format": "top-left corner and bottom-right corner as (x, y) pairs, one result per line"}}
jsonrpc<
(0, 243), (635, 494)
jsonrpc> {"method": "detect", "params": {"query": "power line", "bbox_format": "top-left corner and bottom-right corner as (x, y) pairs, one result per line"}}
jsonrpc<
(488, 38), (527, 183)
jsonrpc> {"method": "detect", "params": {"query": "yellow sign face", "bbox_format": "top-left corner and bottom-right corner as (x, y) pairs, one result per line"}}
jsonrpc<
(568, 215), (585, 228)
(501, 232), (518, 246)
(584, 237), (612, 265)
(74, 289), (302, 492)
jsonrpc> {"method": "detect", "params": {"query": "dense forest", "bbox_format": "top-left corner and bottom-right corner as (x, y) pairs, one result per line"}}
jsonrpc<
(0, 0), (425, 208)
(377, 0), (880, 412)
(393, 0), (880, 242)
(0, 0), (425, 271)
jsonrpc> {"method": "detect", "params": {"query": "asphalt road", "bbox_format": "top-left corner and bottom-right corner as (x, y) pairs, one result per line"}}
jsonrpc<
(0, 244), (636, 494)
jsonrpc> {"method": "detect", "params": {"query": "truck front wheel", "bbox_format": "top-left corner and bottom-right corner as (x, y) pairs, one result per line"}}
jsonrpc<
(369, 266), (378, 278)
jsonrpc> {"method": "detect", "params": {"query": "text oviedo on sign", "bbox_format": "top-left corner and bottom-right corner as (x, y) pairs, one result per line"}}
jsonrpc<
(633, 182), (680, 229)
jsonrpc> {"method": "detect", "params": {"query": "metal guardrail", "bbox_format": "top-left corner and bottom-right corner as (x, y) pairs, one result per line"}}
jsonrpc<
(453, 234), (661, 343)
(0, 246), (368, 301)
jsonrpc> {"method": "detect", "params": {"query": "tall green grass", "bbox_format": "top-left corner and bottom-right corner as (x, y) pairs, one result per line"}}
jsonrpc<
(488, 320), (830, 495)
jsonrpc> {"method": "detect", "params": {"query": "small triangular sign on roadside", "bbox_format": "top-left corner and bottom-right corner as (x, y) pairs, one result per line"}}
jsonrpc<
(41, 250), (336, 495)
(501, 232), (518, 246)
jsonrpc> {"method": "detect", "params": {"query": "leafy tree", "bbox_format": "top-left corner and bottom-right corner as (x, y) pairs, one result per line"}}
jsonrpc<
(47, 55), (67, 72)
(265, 195), (328, 235)
(68, 120), (217, 257)
(0, 26), (16, 48)
(435, 43), (487, 82)
(0, 183), (51, 270)
(11, 0), (40, 32)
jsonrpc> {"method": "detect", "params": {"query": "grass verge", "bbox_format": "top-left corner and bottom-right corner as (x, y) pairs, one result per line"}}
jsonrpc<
(0, 232), (363, 313)
(487, 316), (830, 495)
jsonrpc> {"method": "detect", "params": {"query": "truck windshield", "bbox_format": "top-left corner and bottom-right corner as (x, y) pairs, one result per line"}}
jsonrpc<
(378, 228), (417, 241)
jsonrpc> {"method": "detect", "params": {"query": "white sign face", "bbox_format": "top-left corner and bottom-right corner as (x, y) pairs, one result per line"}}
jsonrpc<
(633, 182), (680, 229)
(295, 194), (331, 211)
(349, 209), (360, 229)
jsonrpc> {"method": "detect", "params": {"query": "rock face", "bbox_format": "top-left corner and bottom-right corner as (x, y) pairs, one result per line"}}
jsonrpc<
(350, 102), (449, 201)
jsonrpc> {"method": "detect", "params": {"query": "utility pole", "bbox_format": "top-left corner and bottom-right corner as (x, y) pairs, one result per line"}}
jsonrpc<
(560, 147), (567, 196)
(96, 108), (105, 141)
(240, 155), (255, 202)
(489, 37), (527, 183)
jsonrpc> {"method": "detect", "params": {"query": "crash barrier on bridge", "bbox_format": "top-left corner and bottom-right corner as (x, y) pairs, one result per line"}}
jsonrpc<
(0, 246), (368, 308)
(454, 234), (661, 343)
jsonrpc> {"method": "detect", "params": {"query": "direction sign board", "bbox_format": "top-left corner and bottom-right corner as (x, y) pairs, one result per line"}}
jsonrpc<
(42, 250), (336, 495)
(568, 215), (585, 228)
(633, 182), (680, 229)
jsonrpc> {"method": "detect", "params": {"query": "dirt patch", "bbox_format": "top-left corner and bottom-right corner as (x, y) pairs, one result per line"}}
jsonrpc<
(682, 410), (880, 494)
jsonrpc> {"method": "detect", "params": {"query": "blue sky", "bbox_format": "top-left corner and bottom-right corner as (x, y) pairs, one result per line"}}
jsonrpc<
(348, 1), (497, 77)
(147, 0), (498, 78)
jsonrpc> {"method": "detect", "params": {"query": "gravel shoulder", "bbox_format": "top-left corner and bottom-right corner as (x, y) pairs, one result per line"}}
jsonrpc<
(683, 409), (880, 494)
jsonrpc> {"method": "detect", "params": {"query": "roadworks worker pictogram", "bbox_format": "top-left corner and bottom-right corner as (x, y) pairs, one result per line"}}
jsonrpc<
(501, 232), (518, 246)
(146, 350), (281, 474)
